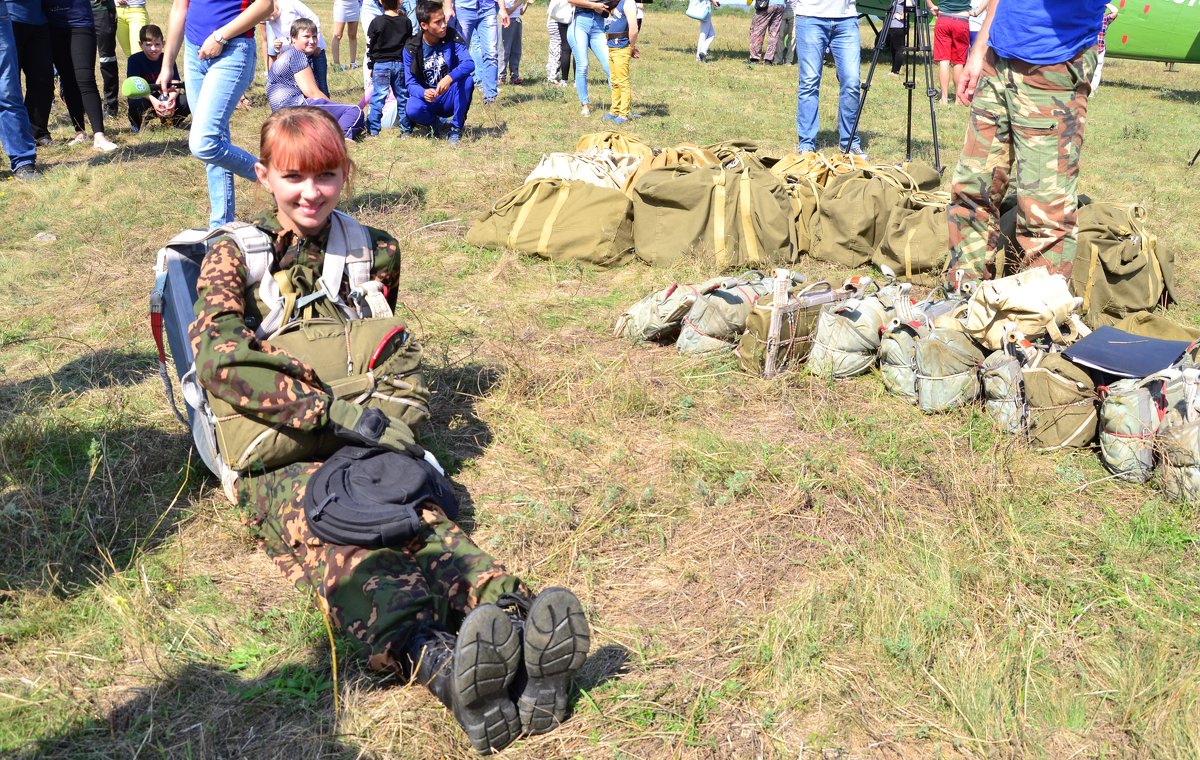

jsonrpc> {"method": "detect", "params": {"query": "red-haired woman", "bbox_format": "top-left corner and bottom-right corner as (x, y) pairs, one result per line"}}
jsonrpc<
(188, 106), (591, 755)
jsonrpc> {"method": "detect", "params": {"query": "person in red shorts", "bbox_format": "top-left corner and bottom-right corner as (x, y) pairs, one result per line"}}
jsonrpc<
(927, 0), (970, 104)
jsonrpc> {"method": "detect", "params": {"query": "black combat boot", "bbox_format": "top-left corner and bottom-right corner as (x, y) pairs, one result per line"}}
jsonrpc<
(497, 588), (591, 735)
(405, 605), (523, 755)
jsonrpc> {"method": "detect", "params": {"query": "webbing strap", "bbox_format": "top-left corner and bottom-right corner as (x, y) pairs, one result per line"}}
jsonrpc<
(507, 183), (545, 249)
(1081, 241), (1101, 314)
(738, 168), (759, 263)
(320, 210), (374, 306)
(537, 184), (572, 255)
(712, 171), (727, 262)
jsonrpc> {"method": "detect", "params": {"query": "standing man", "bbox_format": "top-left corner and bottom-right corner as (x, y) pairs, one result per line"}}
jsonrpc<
(445, 0), (508, 105)
(927, 0), (969, 105)
(93, 0), (120, 118)
(1, 0), (41, 179)
(944, 0), (1104, 286)
(794, 0), (865, 156)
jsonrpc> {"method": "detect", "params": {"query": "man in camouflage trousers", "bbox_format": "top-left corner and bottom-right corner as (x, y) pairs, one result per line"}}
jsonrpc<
(944, 0), (1104, 285)
(190, 213), (590, 755)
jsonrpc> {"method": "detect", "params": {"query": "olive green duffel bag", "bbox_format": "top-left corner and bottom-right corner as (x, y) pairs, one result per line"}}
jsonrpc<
(810, 161), (942, 269)
(631, 163), (797, 269)
(875, 190), (951, 286)
(209, 316), (430, 473)
(467, 178), (635, 267)
(1072, 203), (1177, 328)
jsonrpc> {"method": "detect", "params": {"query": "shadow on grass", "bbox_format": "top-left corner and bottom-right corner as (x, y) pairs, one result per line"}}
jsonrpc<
(421, 362), (502, 531)
(346, 185), (427, 214)
(1102, 77), (1200, 104)
(15, 657), (375, 760)
(88, 138), (193, 165)
(0, 348), (204, 596)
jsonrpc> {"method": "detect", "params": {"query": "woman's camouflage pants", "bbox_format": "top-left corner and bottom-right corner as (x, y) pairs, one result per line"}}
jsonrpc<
(239, 461), (527, 673)
(945, 45), (1097, 284)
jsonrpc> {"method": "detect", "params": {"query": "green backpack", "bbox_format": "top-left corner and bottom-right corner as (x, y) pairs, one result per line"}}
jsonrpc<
(1071, 203), (1177, 327)
(914, 328), (984, 413)
(736, 279), (852, 375)
(631, 163), (798, 269)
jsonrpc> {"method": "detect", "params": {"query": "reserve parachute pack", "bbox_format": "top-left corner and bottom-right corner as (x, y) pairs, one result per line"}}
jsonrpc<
(1157, 369), (1200, 503)
(736, 277), (854, 376)
(878, 287), (974, 406)
(676, 272), (782, 355)
(150, 214), (428, 498)
(807, 276), (909, 379)
(613, 277), (725, 343)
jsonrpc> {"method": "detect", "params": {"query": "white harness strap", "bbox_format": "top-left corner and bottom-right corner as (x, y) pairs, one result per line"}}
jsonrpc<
(238, 212), (381, 339)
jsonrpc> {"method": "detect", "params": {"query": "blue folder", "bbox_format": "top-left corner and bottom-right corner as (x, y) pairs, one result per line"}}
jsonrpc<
(1062, 326), (1192, 379)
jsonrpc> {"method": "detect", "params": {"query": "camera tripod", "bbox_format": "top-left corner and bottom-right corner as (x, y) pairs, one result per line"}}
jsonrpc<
(846, 0), (943, 172)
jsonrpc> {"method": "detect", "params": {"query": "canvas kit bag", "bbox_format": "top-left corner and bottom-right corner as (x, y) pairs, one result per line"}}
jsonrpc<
(525, 149), (643, 193)
(810, 161), (942, 268)
(875, 190), (950, 286)
(467, 178), (635, 266)
(964, 266), (1085, 350)
(577, 130), (654, 161)
(631, 163), (797, 269)
(1071, 202), (1177, 327)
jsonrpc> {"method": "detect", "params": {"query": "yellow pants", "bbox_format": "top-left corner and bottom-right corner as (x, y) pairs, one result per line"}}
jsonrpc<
(608, 46), (632, 119)
(116, 5), (149, 58)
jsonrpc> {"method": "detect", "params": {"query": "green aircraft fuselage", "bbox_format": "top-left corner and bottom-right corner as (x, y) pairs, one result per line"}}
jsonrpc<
(856, 0), (1200, 63)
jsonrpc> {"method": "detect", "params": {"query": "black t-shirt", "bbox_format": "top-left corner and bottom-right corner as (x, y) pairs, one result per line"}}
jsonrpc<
(367, 14), (413, 66)
(126, 51), (182, 94)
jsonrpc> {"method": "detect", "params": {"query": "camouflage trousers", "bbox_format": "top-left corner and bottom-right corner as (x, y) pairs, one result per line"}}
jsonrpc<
(239, 461), (527, 674)
(945, 46), (1097, 284)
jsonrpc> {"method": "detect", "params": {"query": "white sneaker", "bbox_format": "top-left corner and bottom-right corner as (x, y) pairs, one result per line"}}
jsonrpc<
(69, 132), (87, 145)
(93, 134), (118, 152)
(580, 104), (590, 117)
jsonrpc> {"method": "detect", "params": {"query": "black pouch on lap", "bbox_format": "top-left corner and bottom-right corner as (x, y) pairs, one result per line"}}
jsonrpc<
(303, 445), (459, 548)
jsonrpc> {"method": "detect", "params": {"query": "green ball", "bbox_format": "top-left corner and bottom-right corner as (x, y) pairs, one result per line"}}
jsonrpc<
(122, 76), (151, 99)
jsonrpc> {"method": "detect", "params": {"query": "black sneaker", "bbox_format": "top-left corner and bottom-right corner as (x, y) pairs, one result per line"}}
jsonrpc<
(13, 164), (42, 182)
(35, 135), (53, 147)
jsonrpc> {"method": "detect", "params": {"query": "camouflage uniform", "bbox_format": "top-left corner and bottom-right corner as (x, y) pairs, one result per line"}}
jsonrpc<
(945, 45), (1097, 284)
(189, 214), (527, 674)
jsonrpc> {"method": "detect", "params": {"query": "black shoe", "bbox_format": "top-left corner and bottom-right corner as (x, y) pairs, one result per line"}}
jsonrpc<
(498, 588), (590, 735)
(697, 52), (707, 63)
(104, 105), (119, 120)
(406, 607), (522, 755)
(13, 164), (42, 182)
(34, 135), (53, 147)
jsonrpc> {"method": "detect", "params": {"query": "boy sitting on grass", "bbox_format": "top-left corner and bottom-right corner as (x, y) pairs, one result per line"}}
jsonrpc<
(403, 0), (474, 144)
(601, 0), (639, 124)
(126, 24), (190, 132)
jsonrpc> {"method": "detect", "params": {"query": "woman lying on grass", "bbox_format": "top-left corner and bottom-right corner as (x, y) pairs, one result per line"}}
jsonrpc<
(188, 106), (590, 755)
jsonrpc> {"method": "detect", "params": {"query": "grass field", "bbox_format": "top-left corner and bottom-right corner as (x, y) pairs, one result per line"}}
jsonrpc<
(3, 3), (1200, 757)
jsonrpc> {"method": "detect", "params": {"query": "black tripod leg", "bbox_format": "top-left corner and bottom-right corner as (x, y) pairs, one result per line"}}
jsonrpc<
(914, 8), (943, 172)
(1190, 146), (1200, 166)
(846, 0), (904, 154)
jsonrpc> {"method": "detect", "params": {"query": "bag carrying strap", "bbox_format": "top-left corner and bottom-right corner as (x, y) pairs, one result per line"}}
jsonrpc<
(712, 170), (728, 262)
(738, 167), (760, 262)
(537, 184), (573, 255)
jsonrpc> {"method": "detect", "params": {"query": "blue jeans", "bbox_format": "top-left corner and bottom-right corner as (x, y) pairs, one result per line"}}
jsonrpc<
(794, 15), (861, 152)
(0, 4), (37, 172)
(368, 60), (410, 134)
(185, 37), (258, 229)
(567, 10), (610, 106)
(454, 4), (498, 99)
(312, 49), (329, 95)
(407, 74), (474, 132)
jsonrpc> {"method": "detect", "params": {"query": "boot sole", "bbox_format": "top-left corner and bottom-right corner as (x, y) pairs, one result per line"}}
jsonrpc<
(518, 587), (591, 734)
(454, 605), (523, 754)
